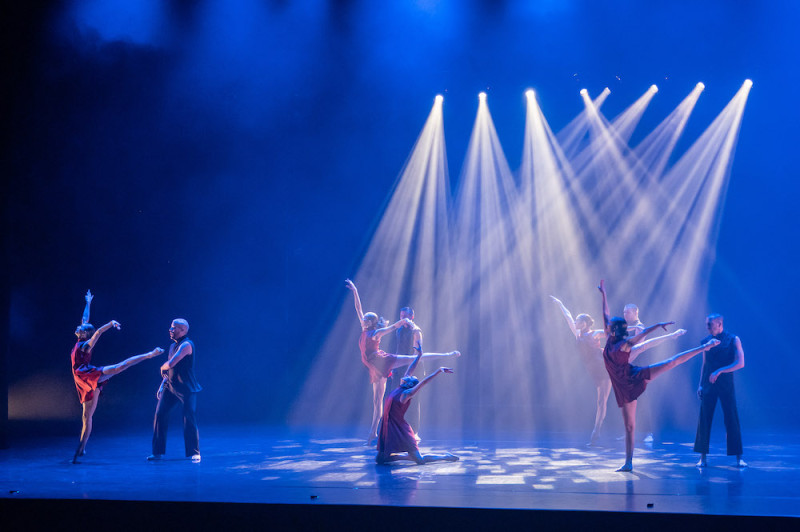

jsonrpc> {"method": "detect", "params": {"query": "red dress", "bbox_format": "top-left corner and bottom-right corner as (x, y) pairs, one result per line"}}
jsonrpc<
(603, 338), (651, 407)
(359, 330), (398, 383)
(71, 341), (105, 404)
(378, 387), (419, 455)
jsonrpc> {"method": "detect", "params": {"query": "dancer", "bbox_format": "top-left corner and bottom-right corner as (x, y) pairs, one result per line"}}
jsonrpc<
(148, 319), (202, 462)
(551, 296), (611, 445)
(345, 279), (460, 445)
(598, 280), (717, 471)
(71, 290), (164, 463)
(385, 306), (424, 435)
(623, 302), (655, 443)
(376, 350), (458, 465)
(624, 304), (645, 337)
(693, 313), (746, 468)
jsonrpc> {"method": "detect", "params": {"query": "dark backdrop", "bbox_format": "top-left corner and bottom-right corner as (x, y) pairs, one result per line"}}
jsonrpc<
(3, 1), (799, 435)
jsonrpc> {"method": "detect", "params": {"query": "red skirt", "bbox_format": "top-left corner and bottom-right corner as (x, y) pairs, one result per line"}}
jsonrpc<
(73, 364), (105, 404)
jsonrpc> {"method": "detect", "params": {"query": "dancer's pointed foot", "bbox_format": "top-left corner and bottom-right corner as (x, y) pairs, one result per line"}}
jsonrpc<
(737, 458), (748, 468)
(444, 453), (459, 462)
(616, 462), (633, 472)
(696, 459), (707, 468)
(450, 351), (461, 358)
(148, 347), (165, 359)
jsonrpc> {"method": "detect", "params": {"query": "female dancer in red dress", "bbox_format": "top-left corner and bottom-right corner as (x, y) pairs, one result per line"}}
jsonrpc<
(376, 351), (458, 465)
(598, 280), (718, 471)
(71, 290), (164, 463)
(345, 279), (460, 445)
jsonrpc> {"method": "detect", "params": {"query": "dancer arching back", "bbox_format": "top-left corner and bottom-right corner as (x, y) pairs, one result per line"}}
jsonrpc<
(344, 279), (460, 445)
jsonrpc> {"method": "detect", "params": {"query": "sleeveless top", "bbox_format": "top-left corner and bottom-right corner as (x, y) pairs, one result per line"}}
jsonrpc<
(166, 336), (202, 394)
(700, 330), (737, 390)
(395, 325), (416, 356)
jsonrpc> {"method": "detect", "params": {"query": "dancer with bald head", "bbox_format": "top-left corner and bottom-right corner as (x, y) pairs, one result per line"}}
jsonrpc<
(148, 318), (202, 463)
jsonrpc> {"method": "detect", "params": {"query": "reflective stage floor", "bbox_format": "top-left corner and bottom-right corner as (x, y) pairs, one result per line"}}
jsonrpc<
(1, 425), (798, 529)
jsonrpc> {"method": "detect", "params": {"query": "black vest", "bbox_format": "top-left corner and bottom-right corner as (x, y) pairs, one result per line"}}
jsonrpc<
(700, 330), (737, 389)
(167, 336), (202, 394)
(395, 325), (415, 356)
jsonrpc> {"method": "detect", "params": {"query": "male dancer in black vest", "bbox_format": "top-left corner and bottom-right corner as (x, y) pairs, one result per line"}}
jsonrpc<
(694, 313), (746, 467)
(147, 318), (202, 462)
(386, 307), (424, 435)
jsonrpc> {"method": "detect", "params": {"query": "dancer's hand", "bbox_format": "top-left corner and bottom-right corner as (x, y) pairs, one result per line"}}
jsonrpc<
(85, 290), (93, 304)
(656, 321), (675, 331)
(109, 320), (121, 330)
(439, 367), (454, 374)
(709, 371), (721, 384)
(598, 280), (606, 294)
(702, 338), (720, 351)
(344, 279), (356, 292)
(697, 387), (703, 399)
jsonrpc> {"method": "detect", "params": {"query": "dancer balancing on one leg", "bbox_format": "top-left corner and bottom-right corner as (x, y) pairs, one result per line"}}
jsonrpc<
(376, 350), (458, 465)
(345, 279), (460, 445)
(597, 280), (718, 472)
(551, 296), (611, 445)
(71, 290), (164, 463)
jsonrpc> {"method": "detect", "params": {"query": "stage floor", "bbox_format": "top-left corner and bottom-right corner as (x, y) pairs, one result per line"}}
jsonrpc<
(1, 426), (799, 519)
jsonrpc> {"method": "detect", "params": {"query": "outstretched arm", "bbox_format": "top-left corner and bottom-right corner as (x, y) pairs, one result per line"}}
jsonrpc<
(551, 296), (579, 338)
(627, 321), (675, 347)
(81, 290), (93, 325)
(598, 281), (611, 333)
(373, 318), (412, 340)
(401, 367), (453, 402)
(344, 279), (365, 324)
(709, 336), (745, 383)
(85, 320), (121, 350)
(630, 328), (686, 361)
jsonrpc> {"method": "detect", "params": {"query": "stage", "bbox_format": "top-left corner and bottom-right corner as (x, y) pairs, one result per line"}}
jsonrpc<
(1, 425), (798, 529)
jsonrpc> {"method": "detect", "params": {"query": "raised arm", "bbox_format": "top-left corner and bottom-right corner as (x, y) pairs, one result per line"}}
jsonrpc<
(160, 341), (193, 372)
(344, 279), (365, 324)
(373, 318), (412, 340)
(598, 280), (611, 332)
(401, 367), (453, 402)
(630, 328), (686, 361)
(551, 296), (579, 338)
(709, 336), (745, 383)
(85, 320), (121, 350)
(403, 326), (424, 378)
(81, 290), (93, 325)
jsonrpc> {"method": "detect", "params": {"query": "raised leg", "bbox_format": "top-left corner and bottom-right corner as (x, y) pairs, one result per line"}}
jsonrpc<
(647, 347), (704, 381)
(73, 395), (99, 463)
(388, 351), (460, 370)
(618, 400), (637, 472)
(99, 348), (162, 381)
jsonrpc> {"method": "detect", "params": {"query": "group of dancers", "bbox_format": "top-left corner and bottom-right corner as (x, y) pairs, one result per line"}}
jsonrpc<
(347, 279), (746, 472)
(70, 291), (202, 464)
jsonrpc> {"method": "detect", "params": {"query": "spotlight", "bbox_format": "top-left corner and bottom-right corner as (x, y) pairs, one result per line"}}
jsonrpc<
(744, 79), (753, 87)
(435, 94), (444, 104)
(579, 89), (588, 96)
(479, 92), (487, 101)
(650, 84), (658, 93)
(525, 89), (535, 99)
(696, 82), (705, 90)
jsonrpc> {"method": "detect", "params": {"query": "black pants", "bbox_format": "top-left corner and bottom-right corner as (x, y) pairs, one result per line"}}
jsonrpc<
(152, 388), (199, 456)
(693, 380), (742, 456)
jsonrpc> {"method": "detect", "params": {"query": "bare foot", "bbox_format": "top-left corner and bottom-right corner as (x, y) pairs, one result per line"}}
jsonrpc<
(444, 453), (459, 462)
(450, 351), (461, 357)
(616, 462), (633, 472)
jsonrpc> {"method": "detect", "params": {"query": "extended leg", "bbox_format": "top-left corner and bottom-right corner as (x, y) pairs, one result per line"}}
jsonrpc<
(99, 349), (161, 382)
(618, 400), (637, 472)
(647, 347), (705, 381)
(73, 395), (99, 463)
(388, 351), (460, 370)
